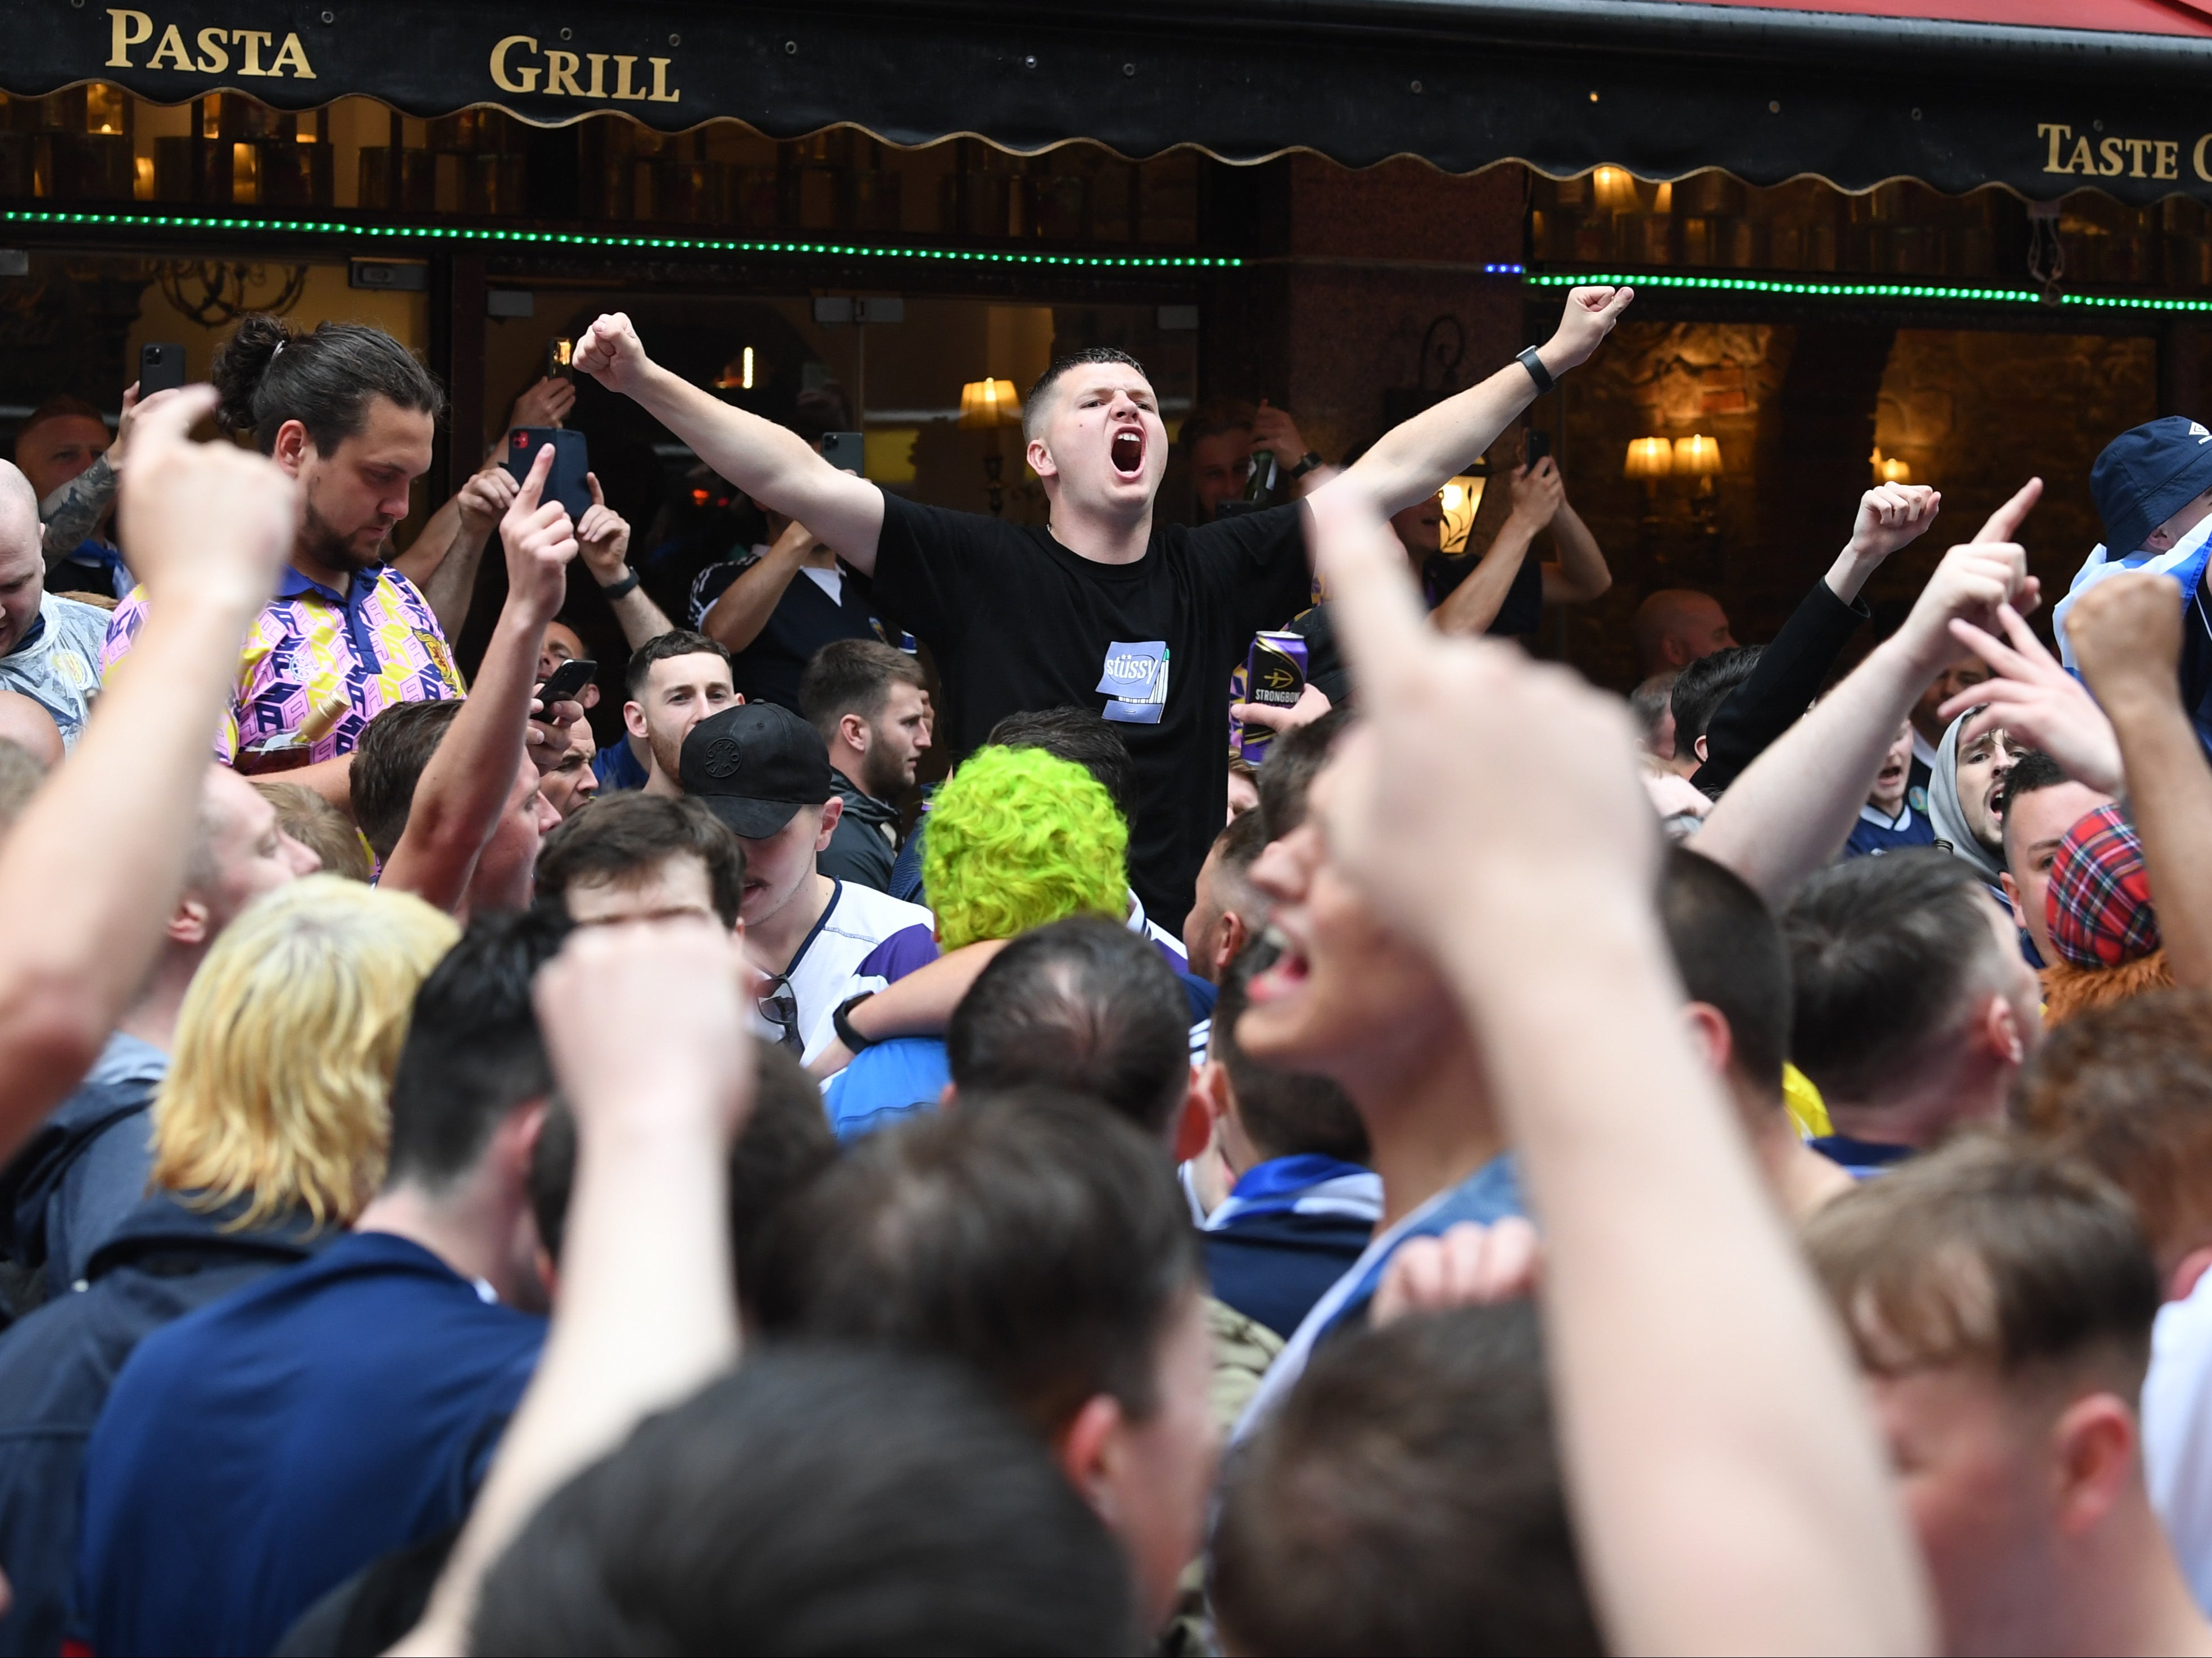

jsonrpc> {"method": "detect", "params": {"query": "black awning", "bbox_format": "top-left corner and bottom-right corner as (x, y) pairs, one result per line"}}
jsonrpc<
(15, 0), (2212, 205)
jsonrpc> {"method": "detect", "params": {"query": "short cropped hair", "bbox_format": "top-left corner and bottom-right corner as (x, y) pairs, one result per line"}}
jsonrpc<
(753, 1091), (1200, 1438)
(534, 794), (746, 930)
(1022, 346), (1148, 445)
(624, 628), (731, 702)
(1782, 850), (2005, 1105)
(13, 393), (106, 452)
(1669, 645), (1761, 749)
(1212, 1302), (1600, 1657)
(1998, 748), (2069, 863)
(151, 876), (459, 1229)
(1255, 706), (1351, 841)
(924, 747), (1127, 951)
(531, 1040), (835, 1312)
(1803, 1134), (2160, 1392)
(797, 638), (923, 748)
(350, 699), (461, 860)
(2013, 989), (2212, 1262)
(986, 705), (1140, 831)
(382, 908), (570, 1194)
(1661, 848), (1791, 1096)
(1629, 672), (1678, 746)
(254, 781), (370, 882)
(212, 314), (444, 457)
(472, 1349), (1134, 1655)
(1212, 944), (1368, 1164)
(1214, 794), (1269, 875)
(948, 916), (1192, 1139)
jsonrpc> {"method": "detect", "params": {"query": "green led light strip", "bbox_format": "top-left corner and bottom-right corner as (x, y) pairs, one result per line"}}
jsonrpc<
(1530, 270), (2212, 312)
(0, 209), (1241, 270)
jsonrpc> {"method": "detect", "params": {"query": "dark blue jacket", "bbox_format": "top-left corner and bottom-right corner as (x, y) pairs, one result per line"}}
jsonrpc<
(0, 1190), (327, 1656)
(0, 1032), (166, 1320)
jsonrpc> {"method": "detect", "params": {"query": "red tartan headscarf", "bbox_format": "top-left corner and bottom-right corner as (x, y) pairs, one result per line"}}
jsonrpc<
(2047, 804), (2161, 971)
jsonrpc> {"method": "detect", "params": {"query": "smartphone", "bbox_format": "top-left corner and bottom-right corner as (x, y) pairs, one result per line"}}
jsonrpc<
(546, 337), (574, 382)
(1524, 427), (1551, 466)
(534, 656), (596, 713)
(821, 431), (865, 476)
(504, 427), (593, 523)
(139, 342), (187, 395)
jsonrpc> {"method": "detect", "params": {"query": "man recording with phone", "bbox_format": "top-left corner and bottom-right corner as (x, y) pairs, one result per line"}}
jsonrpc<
(574, 286), (1634, 928)
(16, 373), (190, 604)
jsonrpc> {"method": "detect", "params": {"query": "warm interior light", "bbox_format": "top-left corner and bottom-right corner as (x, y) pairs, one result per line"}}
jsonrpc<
(1438, 474), (1486, 553)
(958, 378), (1023, 430)
(1624, 436), (1674, 479)
(1880, 456), (1911, 484)
(714, 347), (759, 391)
(1653, 180), (1673, 215)
(1673, 434), (1723, 477)
(742, 346), (754, 390)
(1592, 166), (1639, 212)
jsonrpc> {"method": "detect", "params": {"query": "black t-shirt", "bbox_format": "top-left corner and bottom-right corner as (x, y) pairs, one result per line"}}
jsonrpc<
(1290, 546), (1544, 711)
(688, 554), (885, 713)
(873, 494), (1312, 929)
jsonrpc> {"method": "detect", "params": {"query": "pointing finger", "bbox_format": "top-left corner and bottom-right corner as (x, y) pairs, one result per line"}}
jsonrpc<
(1973, 477), (2043, 545)
(513, 441), (555, 515)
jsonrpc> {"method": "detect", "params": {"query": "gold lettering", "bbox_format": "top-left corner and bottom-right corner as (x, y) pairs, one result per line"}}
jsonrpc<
(2039, 122), (2072, 173)
(268, 31), (314, 78)
(2195, 134), (2212, 182)
(2158, 139), (2181, 179)
(2125, 137), (2155, 177)
(2100, 135), (2126, 175)
(490, 34), (540, 93)
(2067, 135), (2097, 174)
(146, 22), (192, 69)
(543, 50), (584, 97)
(105, 8), (152, 67)
(647, 56), (679, 102)
(194, 26), (229, 72)
(611, 54), (645, 99)
(584, 52), (608, 98)
(231, 30), (273, 75)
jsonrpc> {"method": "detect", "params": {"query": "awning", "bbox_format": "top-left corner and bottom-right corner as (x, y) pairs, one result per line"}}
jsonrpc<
(15, 1), (2212, 205)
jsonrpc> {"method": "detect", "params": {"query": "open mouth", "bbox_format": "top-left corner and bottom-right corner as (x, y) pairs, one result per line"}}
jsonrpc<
(1877, 760), (1905, 785)
(1245, 924), (1311, 1004)
(1110, 428), (1144, 478)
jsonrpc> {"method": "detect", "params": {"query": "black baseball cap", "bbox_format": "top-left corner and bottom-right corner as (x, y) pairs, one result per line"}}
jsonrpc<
(678, 703), (834, 839)
(2091, 416), (2212, 555)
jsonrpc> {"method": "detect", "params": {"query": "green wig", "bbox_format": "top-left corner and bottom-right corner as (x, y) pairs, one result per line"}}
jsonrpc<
(924, 745), (1128, 950)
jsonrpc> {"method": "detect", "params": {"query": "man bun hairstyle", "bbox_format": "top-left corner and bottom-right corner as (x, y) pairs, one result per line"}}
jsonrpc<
(212, 314), (445, 457)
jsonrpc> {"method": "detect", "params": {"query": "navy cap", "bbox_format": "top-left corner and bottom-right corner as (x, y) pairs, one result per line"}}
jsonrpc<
(2091, 416), (2212, 554)
(678, 703), (833, 839)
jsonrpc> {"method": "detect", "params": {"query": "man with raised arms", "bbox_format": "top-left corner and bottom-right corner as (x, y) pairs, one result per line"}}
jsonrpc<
(572, 287), (1633, 928)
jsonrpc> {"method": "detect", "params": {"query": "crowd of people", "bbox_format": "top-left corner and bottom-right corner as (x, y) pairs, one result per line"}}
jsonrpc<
(0, 273), (2210, 1656)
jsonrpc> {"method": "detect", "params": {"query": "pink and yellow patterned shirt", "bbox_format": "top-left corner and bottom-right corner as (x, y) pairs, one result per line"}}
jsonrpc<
(102, 563), (465, 772)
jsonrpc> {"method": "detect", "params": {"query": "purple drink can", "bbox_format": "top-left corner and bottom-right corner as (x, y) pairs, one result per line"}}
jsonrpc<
(1236, 631), (1308, 765)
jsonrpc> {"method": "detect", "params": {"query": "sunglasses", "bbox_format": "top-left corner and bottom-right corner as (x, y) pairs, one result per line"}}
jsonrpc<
(758, 973), (802, 1054)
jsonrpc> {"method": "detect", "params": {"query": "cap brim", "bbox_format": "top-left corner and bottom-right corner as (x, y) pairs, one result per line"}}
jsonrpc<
(695, 795), (807, 840)
(2120, 444), (2212, 552)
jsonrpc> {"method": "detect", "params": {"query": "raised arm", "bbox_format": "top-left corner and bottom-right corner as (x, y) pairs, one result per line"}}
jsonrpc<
(395, 918), (753, 1655)
(0, 387), (293, 1157)
(575, 472), (672, 651)
(382, 444), (575, 913)
(1431, 462), (1558, 638)
(2066, 572), (2212, 988)
(1317, 287), (1632, 528)
(1692, 481), (2042, 903)
(701, 517), (820, 656)
(574, 313), (886, 575)
(1308, 482), (1931, 1657)
(1538, 494), (1612, 606)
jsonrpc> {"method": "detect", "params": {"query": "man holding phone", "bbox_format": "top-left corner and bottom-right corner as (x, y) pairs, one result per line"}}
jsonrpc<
(576, 289), (1635, 927)
(15, 374), (190, 603)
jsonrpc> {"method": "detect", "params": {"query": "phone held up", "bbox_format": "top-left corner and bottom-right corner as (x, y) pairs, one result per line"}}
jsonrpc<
(1523, 426), (1551, 466)
(138, 342), (188, 396)
(534, 655), (596, 719)
(504, 427), (594, 523)
(546, 337), (575, 382)
(821, 431), (866, 477)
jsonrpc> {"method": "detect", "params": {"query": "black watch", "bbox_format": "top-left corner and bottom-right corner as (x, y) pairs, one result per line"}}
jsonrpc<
(597, 568), (641, 600)
(1516, 346), (1557, 396)
(1288, 450), (1325, 480)
(833, 992), (877, 1053)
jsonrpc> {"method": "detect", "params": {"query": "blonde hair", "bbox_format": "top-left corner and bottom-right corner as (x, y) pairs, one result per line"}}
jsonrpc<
(150, 874), (459, 1229)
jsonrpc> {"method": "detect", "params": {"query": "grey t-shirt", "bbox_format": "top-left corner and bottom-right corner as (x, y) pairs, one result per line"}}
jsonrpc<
(0, 592), (111, 748)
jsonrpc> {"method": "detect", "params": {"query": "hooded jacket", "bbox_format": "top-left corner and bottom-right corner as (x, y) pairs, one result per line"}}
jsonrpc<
(1927, 712), (2007, 891)
(816, 768), (903, 894)
(0, 1190), (328, 1656)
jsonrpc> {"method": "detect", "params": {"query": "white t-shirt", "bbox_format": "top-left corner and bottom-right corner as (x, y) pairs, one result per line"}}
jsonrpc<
(753, 879), (933, 1064)
(2145, 1266), (2212, 1612)
(0, 592), (111, 748)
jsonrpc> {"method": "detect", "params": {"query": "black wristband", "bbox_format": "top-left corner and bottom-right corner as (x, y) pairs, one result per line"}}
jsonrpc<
(833, 992), (877, 1053)
(1516, 346), (1557, 396)
(1288, 450), (1324, 480)
(597, 568), (641, 600)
